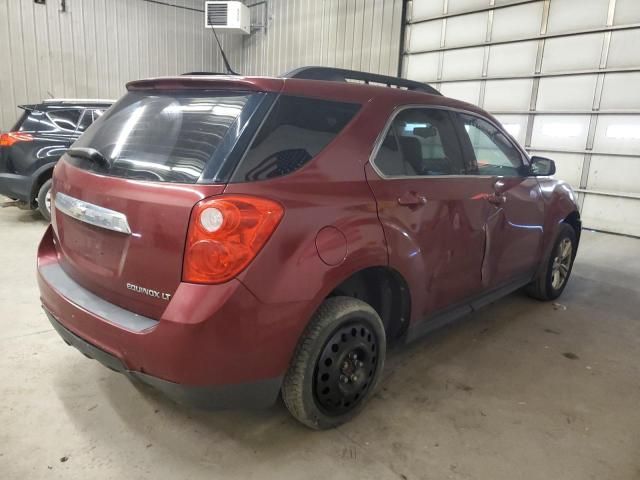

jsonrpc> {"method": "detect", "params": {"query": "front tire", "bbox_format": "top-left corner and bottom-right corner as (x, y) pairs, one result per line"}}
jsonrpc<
(526, 223), (577, 301)
(282, 296), (386, 430)
(37, 179), (52, 222)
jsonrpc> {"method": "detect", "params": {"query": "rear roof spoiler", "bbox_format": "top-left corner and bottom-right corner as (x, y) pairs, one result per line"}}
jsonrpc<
(126, 76), (284, 93)
(18, 104), (39, 111)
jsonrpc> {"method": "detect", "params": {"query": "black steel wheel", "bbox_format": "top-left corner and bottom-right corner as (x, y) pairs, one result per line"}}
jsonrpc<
(313, 322), (379, 415)
(282, 296), (386, 429)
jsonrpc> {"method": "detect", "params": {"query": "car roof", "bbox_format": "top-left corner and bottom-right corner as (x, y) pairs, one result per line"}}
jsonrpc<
(127, 72), (492, 122)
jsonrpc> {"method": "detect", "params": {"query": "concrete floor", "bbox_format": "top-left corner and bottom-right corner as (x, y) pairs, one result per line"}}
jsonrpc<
(1, 196), (639, 480)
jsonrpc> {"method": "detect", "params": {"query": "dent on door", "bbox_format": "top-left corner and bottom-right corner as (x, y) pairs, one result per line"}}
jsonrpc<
(478, 176), (544, 287)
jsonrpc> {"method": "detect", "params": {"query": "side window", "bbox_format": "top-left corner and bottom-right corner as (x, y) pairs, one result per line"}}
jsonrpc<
(76, 110), (93, 133)
(374, 108), (464, 177)
(231, 95), (360, 182)
(374, 128), (406, 176)
(75, 108), (106, 133)
(47, 109), (82, 132)
(457, 113), (525, 177)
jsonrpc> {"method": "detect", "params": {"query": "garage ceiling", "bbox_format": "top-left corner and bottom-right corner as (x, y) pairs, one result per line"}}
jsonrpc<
(403, 0), (640, 237)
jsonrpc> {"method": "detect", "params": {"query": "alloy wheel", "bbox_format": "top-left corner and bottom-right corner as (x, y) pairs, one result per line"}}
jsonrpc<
(551, 237), (573, 289)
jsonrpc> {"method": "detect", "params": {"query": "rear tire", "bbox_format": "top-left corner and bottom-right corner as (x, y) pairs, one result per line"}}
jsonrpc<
(526, 223), (577, 301)
(282, 296), (386, 430)
(37, 179), (52, 222)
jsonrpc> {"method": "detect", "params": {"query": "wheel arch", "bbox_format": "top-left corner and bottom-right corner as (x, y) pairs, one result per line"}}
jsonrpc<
(29, 162), (56, 206)
(323, 265), (412, 343)
(563, 210), (582, 244)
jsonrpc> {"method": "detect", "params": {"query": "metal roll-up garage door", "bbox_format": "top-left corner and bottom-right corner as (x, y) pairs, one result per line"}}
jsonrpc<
(402, 0), (640, 237)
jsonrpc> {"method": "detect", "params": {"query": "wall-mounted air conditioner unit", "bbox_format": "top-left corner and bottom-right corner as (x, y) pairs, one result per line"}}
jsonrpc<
(205, 1), (251, 35)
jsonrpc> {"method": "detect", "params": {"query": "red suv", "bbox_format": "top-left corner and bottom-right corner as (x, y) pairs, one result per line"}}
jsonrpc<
(37, 67), (580, 429)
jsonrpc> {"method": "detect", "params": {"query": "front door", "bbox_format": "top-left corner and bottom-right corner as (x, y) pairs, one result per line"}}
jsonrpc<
(452, 112), (545, 288)
(365, 107), (493, 321)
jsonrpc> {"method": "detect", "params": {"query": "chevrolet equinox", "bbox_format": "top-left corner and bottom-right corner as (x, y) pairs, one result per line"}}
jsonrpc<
(37, 67), (581, 429)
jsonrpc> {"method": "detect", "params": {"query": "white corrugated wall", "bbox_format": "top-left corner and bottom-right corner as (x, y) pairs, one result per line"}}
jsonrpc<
(238, 0), (404, 76)
(0, 0), (404, 131)
(0, 0), (242, 131)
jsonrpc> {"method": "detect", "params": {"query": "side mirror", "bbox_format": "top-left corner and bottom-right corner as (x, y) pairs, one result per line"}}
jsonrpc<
(530, 156), (556, 176)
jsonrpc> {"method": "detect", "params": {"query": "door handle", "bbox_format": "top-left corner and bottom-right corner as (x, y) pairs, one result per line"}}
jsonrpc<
(397, 192), (427, 207)
(487, 193), (506, 205)
(487, 178), (507, 205)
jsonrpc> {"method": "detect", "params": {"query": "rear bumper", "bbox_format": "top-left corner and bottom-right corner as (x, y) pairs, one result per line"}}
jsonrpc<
(45, 309), (282, 409)
(37, 226), (314, 409)
(0, 172), (32, 203)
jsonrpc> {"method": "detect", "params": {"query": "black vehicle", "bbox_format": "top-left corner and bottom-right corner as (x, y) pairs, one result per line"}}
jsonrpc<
(0, 99), (114, 220)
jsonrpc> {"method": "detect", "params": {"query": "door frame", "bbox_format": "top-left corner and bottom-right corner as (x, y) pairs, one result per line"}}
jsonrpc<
(368, 103), (533, 181)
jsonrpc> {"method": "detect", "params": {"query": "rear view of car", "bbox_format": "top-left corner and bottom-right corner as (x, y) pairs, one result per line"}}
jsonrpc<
(0, 99), (113, 220)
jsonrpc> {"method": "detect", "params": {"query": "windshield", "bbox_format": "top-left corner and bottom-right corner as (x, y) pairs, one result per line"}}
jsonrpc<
(70, 91), (259, 183)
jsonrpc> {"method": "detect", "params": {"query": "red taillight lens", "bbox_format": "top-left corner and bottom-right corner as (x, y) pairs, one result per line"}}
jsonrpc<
(182, 195), (284, 284)
(0, 132), (33, 147)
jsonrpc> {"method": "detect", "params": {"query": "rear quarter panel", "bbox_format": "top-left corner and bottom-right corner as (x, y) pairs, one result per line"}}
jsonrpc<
(224, 99), (390, 309)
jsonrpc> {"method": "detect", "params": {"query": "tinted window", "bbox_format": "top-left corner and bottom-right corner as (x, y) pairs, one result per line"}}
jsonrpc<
(71, 92), (257, 183)
(76, 109), (93, 132)
(47, 109), (82, 131)
(75, 108), (106, 132)
(231, 95), (360, 182)
(18, 110), (57, 133)
(374, 108), (463, 177)
(457, 113), (525, 176)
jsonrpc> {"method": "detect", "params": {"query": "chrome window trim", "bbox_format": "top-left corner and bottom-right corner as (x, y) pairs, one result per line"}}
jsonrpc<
(368, 103), (531, 181)
(54, 192), (132, 235)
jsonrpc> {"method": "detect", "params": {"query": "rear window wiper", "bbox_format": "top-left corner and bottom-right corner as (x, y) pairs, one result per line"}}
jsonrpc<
(66, 147), (110, 169)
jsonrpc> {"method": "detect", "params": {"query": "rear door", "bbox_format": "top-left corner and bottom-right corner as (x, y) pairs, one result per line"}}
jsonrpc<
(51, 90), (265, 319)
(452, 112), (544, 287)
(365, 107), (492, 319)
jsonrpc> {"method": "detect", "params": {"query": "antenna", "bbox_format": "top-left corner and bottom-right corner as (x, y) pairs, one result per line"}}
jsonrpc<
(210, 28), (239, 76)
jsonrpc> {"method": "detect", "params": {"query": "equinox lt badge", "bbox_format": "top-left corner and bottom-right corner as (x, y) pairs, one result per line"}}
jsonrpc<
(126, 283), (171, 301)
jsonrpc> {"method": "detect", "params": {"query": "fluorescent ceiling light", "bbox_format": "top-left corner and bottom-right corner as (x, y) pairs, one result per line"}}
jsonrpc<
(606, 124), (640, 140)
(542, 123), (582, 138)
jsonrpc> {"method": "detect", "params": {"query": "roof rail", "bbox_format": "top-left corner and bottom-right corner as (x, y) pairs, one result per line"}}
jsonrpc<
(282, 66), (441, 96)
(180, 71), (231, 76)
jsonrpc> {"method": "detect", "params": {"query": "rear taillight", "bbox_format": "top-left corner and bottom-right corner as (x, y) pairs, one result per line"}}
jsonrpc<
(0, 132), (33, 147)
(182, 195), (284, 284)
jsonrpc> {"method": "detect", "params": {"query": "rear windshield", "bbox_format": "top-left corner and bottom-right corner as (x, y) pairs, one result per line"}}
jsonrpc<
(69, 91), (258, 183)
(15, 110), (52, 132)
(16, 108), (84, 133)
